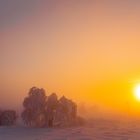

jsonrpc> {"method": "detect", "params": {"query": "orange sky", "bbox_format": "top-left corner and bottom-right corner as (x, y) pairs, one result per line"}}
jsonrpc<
(1, 1), (140, 117)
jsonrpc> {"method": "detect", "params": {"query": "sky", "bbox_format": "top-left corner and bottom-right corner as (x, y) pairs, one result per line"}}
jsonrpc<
(1, 0), (140, 117)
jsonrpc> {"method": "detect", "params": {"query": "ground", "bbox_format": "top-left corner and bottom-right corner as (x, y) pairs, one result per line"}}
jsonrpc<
(0, 119), (140, 140)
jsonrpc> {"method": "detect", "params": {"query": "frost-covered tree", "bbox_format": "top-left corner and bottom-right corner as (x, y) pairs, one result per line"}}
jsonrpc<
(22, 87), (79, 127)
(21, 87), (47, 127)
(54, 96), (77, 127)
(45, 93), (58, 127)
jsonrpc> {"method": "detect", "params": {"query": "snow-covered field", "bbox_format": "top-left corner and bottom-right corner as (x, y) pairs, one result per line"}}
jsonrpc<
(0, 119), (140, 140)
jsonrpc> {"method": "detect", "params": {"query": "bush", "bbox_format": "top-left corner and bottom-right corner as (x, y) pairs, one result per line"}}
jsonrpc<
(0, 110), (17, 126)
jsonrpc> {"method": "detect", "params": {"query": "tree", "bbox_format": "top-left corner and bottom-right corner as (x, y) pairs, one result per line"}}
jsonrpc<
(54, 96), (77, 127)
(22, 87), (79, 127)
(45, 93), (58, 127)
(21, 87), (47, 127)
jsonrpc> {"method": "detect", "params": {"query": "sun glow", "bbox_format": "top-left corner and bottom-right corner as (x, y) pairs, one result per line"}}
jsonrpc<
(134, 84), (140, 101)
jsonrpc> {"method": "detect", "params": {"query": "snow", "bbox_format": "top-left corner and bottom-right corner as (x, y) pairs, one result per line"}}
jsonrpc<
(0, 119), (140, 140)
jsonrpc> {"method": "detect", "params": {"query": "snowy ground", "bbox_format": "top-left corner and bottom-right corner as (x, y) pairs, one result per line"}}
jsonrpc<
(0, 119), (140, 140)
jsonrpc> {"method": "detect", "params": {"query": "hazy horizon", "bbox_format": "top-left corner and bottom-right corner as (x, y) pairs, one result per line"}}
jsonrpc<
(1, 0), (140, 118)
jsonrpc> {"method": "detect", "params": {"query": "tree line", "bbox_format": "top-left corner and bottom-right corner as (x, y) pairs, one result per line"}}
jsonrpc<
(0, 87), (84, 127)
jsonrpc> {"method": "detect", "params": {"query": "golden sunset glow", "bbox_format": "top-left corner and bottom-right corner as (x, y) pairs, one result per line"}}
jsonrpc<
(1, 1), (140, 119)
(2, 1), (140, 140)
